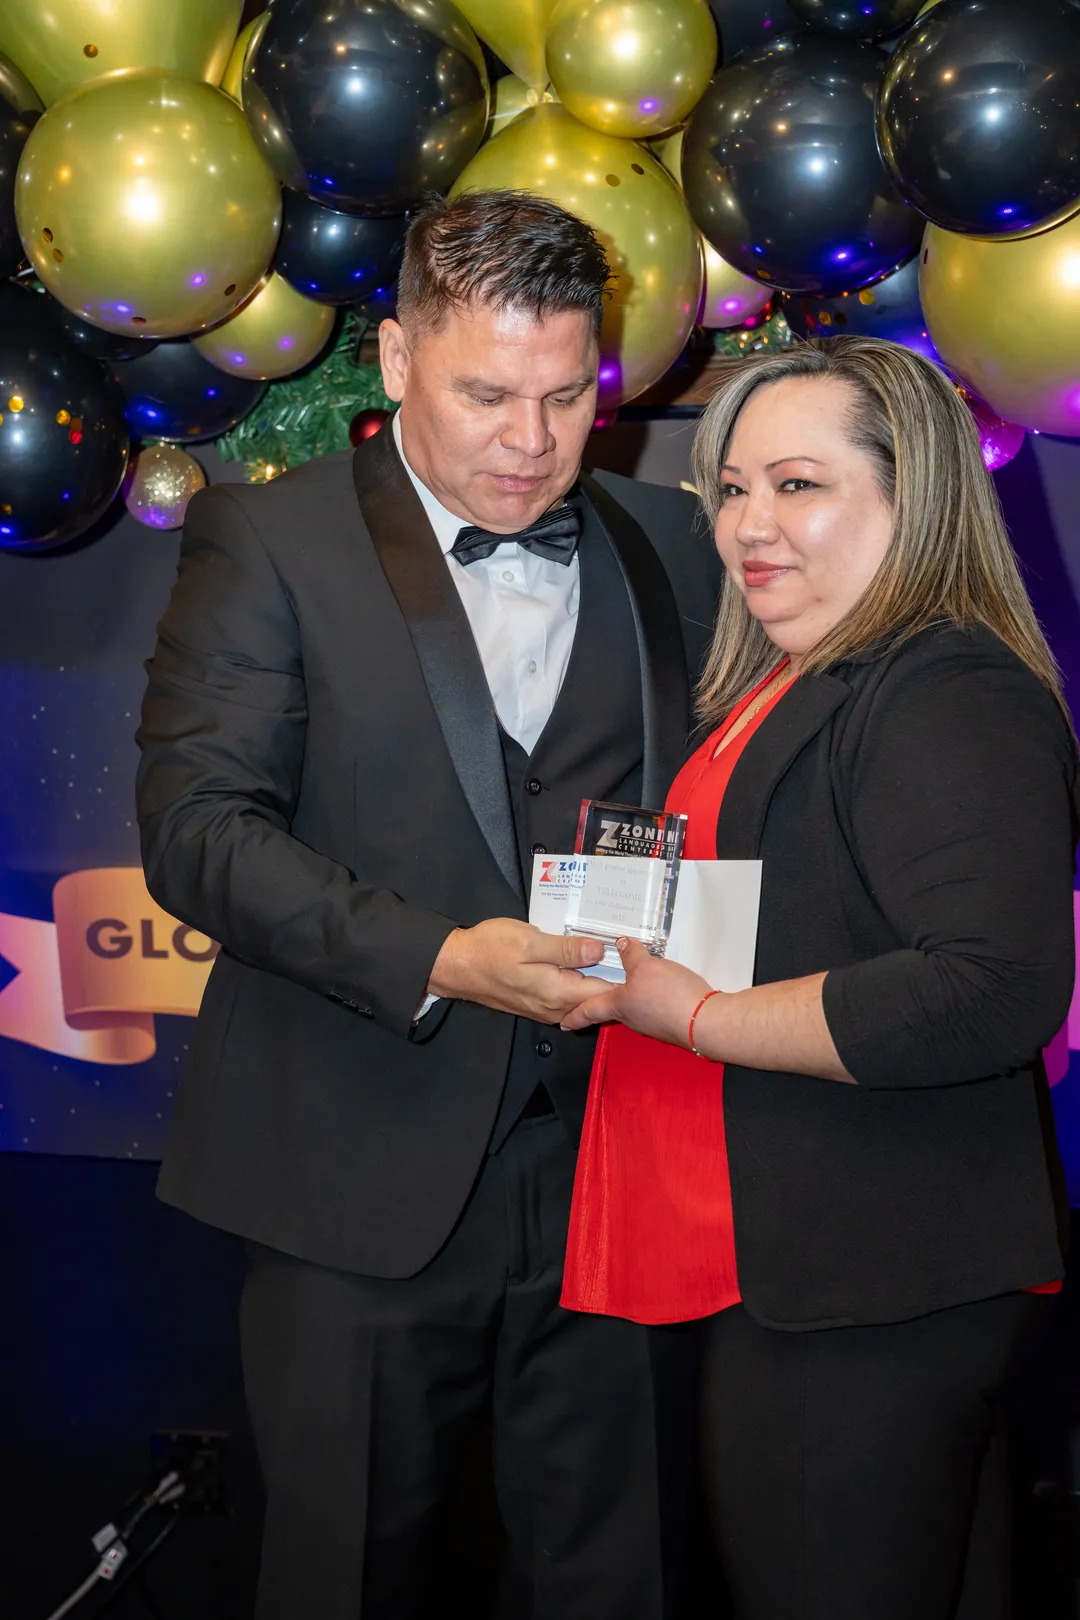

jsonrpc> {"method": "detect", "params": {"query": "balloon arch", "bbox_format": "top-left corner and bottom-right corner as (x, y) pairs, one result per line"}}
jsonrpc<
(1, 0), (1079, 546)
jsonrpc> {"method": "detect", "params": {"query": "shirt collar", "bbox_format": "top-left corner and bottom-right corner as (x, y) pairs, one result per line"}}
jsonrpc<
(391, 409), (465, 557)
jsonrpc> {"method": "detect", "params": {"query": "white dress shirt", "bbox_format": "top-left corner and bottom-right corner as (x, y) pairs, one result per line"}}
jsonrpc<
(392, 411), (580, 754)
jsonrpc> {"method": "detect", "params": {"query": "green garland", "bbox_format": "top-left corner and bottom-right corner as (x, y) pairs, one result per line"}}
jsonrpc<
(215, 313), (392, 482)
(711, 306), (793, 357)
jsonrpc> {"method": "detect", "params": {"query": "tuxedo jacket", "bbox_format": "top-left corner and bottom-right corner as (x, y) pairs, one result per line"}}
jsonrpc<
(137, 426), (722, 1277)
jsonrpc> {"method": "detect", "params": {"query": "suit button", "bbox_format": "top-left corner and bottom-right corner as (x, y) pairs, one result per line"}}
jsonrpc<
(531, 841), (547, 855)
(526, 777), (543, 795)
(536, 1039), (553, 1057)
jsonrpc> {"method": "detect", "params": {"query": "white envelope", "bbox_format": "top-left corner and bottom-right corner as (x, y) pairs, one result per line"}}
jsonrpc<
(528, 854), (762, 988)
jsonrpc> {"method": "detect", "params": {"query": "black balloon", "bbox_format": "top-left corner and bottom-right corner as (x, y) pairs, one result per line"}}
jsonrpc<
(780, 254), (940, 358)
(0, 284), (129, 552)
(878, 0), (1080, 236)
(708, 0), (809, 62)
(51, 302), (160, 363)
(275, 192), (408, 305)
(355, 282), (399, 324)
(111, 340), (268, 443)
(683, 34), (923, 296)
(0, 91), (37, 279)
(244, 0), (490, 215)
(787, 0), (921, 38)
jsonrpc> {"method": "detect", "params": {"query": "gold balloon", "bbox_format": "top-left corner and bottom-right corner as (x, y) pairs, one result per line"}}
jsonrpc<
(220, 11), (268, 106)
(0, 0), (241, 109)
(546, 0), (717, 139)
(193, 272), (335, 380)
(700, 239), (771, 328)
(15, 72), (281, 340)
(124, 444), (207, 530)
(920, 218), (1080, 436)
(488, 73), (558, 139)
(650, 128), (768, 328)
(454, 0), (561, 88)
(451, 103), (703, 407)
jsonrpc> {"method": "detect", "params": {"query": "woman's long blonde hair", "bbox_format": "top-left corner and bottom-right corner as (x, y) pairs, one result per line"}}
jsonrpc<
(691, 335), (1066, 725)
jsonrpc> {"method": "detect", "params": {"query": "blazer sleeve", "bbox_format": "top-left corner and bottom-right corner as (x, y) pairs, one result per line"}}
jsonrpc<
(135, 484), (458, 1039)
(821, 637), (1078, 1090)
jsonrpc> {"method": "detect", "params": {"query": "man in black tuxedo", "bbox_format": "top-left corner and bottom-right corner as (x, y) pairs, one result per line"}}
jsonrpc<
(136, 191), (721, 1620)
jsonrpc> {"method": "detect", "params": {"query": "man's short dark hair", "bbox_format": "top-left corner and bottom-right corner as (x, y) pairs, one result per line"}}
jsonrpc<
(396, 190), (611, 339)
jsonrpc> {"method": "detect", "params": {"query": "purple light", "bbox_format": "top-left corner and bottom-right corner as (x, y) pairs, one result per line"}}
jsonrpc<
(231, 352), (246, 366)
(640, 98), (659, 114)
(722, 297), (741, 313)
(115, 303), (132, 316)
(0, 525), (11, 535)
(598, 362), (619, 383)
(205, 387), (218, 398)
(190, 272), (207, 288)
(833, 248), (851, 262)
(279, 335), (294, 350)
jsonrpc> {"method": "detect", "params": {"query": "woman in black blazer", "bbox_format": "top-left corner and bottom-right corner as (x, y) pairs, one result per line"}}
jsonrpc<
(561, 335), (1078, 1618)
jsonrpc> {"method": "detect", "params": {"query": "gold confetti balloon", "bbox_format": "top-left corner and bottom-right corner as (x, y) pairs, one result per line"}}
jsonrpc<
(451, 103), (703, 407)
(920, 217), (1080, 436)
(15, 71), (281, 340)
(124, 443), (206, 530)
(192, 272), (335, 380)
(0, 0), (242, 109)
(545, 0), (717, 139)
(454, 0), (562, 88)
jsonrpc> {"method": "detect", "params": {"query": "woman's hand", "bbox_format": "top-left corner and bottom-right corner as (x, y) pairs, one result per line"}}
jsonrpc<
(559, 938), (717, 1047)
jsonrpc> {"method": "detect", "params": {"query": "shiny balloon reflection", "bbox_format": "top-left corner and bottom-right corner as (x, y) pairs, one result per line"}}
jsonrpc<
(193, 272), (336, 379)
(683, 35), (922, 296)
(920, 215), (1080, 436)
(0, 283), (129, 550)
(276, 192), (408, 305)
(454, 0), (562, 88)
(15, 72), (281, 339)
(545, 0), (717, 139)
(878, 0), (1080, 237)
(0, 0), (242, 108)
(244, 0), (489, 214)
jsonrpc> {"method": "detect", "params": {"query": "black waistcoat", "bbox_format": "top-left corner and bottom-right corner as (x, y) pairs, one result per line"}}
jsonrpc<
(489, 500), (645, 1149)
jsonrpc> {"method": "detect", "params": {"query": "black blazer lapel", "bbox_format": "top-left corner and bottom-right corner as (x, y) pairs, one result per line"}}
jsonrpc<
(715, 672), (850, 858)
(579, 473), (690, 807)
(351, 425), (525, 904)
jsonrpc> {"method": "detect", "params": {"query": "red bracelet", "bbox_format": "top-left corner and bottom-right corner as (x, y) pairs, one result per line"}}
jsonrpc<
(688, 989), (721, 1058)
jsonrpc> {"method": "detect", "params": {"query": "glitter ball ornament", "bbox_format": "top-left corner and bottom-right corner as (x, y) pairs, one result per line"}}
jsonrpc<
(124, 443), (206, 529)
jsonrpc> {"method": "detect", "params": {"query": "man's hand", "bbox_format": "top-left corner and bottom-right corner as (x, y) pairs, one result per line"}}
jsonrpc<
(428, 919), (606, 1024)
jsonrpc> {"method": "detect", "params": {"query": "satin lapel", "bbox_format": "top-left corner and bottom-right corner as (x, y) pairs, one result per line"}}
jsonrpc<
(715, 673), (850, 858)
(351, 426), (524, 904)
(579, 473), (691, 807)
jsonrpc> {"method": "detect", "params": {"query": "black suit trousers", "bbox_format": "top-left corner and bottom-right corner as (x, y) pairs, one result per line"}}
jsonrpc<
(698, 1292), (1049, 1620)
(240, 1113), (694, 1620)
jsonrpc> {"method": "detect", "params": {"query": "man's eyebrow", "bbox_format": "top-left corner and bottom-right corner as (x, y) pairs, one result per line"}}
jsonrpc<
(451, 375), (597, 395)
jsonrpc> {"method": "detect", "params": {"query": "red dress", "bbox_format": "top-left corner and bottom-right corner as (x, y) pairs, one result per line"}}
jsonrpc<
(560, 665), (795, 1325)
(560, 666), (1061, 1325)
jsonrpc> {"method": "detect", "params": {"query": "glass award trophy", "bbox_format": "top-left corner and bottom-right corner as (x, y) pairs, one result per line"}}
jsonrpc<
(562, 800), (687, 972)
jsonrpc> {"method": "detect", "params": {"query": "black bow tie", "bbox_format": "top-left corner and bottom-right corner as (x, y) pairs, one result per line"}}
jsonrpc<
(450, 502), (582, 567)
